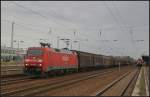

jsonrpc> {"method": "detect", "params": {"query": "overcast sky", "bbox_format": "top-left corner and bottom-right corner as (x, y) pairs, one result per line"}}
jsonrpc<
(1, 1), (149, 59)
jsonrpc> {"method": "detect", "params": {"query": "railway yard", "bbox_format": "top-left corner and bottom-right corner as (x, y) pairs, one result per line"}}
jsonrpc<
(1, 65), (148, 96)
(1, 1), (149, 96)
(1, 47), (149, 96)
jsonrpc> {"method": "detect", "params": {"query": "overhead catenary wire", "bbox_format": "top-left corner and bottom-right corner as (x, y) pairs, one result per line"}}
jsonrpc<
(111, 1), (130, 32)
(2, 20), (88, 51)
(111, 1), (149, 30)
(103, 1), (126, 34)
(4, 1), (147, 40)
(100, 2), (127, 56)
(111, 1), (141, 54)
(9, 1), (109, 41)
(11, 1), (67, 27)
(1, 19), (44, 33)
(102, 1), (148, 57)
(111, 1), (136, 56)
(1, 19), (49, 46)
(2, 3), (79, 35)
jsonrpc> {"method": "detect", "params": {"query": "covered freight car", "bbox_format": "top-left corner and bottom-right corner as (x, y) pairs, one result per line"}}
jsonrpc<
(102, 56), (113, 67)
(75, 51), (116, 70)
(76, 51), (95, 71)
(93, 54), (104, 68)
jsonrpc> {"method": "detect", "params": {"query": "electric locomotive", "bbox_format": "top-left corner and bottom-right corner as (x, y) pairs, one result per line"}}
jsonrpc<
(24, 43), (78, 76)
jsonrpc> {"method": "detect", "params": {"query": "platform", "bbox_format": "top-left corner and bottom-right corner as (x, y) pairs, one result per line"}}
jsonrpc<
(132, 65), (149, 96)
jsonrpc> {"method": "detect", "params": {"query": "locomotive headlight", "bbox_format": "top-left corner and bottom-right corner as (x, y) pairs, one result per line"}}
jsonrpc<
(25, 64), (28, 66)
(39, 64), (42, 66)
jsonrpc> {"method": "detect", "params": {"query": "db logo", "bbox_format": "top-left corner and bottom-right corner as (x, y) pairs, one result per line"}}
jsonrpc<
(62, 56), (69, 61)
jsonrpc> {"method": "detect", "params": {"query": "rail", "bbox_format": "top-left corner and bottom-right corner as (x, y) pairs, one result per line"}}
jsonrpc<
(1, 76), (36, 85)
(1, 70), (114, 96)
(91, 68), (139, 96)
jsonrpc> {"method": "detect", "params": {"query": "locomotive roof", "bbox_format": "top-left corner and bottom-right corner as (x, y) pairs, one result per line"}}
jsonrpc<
(28, 47), (74, 54)
(71, 50), (104, 56)
(54, 48), (74, 54)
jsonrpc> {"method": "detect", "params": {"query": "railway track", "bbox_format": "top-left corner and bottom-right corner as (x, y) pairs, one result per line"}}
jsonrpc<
(36, 66), (136, 96)
(1, 66), (136, 96)
(1, 68), (117, 96)
(1, 76), (36, 85)
(92, 68), (139, 96)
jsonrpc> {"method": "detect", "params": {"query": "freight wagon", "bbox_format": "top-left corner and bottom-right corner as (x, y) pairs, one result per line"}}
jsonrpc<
(76, 51), (94, 71)
(75, 51), (124, 69)
(75, 51), (114, 70)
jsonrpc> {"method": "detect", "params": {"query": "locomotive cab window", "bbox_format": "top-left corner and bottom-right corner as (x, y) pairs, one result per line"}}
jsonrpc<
(27, 49), (43, 56)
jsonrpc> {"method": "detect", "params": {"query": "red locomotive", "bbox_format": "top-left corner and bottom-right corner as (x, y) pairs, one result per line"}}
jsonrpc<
(24, 43), (78, 76)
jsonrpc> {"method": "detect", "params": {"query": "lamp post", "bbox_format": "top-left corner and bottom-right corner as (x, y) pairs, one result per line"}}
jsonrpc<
(70, 40), (75, 50)
(57, 36), (60, 49)
(72, 40), (78, 50)
(11, 22), (15, 48)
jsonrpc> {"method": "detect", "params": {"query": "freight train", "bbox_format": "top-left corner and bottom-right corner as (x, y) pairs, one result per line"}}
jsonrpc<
(24, 43), (134, 76)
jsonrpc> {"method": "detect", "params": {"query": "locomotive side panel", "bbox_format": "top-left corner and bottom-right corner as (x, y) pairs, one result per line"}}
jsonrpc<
(47, 51), (78, 71)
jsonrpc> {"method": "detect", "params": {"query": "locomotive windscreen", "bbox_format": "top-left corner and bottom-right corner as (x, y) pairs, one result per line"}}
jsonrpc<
(27, 49), (43, 56)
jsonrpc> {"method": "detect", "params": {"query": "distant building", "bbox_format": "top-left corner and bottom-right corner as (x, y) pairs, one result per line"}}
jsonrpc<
(1, 46), (27, 62)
